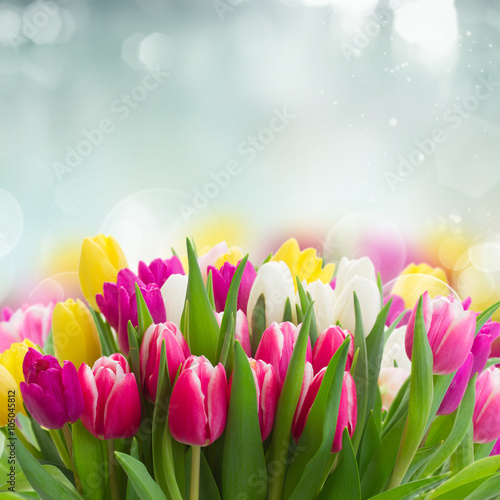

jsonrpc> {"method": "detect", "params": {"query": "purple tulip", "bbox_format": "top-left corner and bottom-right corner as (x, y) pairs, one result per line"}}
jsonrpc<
(405, 292), (476, 375)
(473, 367), (500, 443)
(138, 256), (185, 288)
(471, 321), (500, 376)
(437, 353), (473, 415)
(20, 348), (84, 429)
(207, 260), (257, 315)
(97, 268), (166, 355)
(384, 294), (410, 328)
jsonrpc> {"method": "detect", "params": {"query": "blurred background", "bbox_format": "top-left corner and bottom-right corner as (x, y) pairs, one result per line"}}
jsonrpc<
(1, 0), (500, 314)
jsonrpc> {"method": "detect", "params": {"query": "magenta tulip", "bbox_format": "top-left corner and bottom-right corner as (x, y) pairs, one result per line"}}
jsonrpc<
(473, 367), (500, 443)
(140, 322), (189, 402)
(405, 292), (476, 375)
(215, 310), (251, 357)
(437, 353), (473, 416)
(384, 294), (410, 328)
(78, 353), (141, 440)
(20, 348), (84, 429)
(312, 326), (354, 374)
(138, 256), (185, 288)
(248, 359), (279, 441)
(207, 260), (257, 315)
(255, 322), (312, 386)
(292, 369), (357, 452)
(168, 355), (228, 446)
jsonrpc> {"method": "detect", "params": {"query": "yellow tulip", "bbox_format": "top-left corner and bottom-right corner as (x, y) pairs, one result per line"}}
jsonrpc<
(0, 339), (38, 419)
(214, 247), (244, 269)
(391, 263), (449, 309)
(271, 238), (335, 289)
(78, 234), (128, 310)
(0, 365), (19, 427)
(52, 299), (102, 369)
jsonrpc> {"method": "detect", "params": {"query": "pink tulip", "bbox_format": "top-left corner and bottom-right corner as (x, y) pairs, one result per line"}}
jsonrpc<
(255, 322), (312, 386)
(292, 369), (357, 452)
(168, 355), (228, 446)
(0, 302), (55, 352)
(215, 311), (251, 357)
(137, 256), (185, 288)
(78, 353), (141, 440)
(140, 322), (189, 402)
(20, 348), (84, 429)
(437, 353), (473, 416)
(312, 326), (354, 374)
(405, 292), (476, 375)
(247, 359), (279, 441)
(291, 361), (314, 434)
(473, 367), (500, 443)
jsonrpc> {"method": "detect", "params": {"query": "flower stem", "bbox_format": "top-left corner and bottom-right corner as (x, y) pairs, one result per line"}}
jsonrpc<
(190, 446), (201, 500)
(108, 440), (120, 500)
(49, 428), (72, 469)
(62, 424), (83, 495)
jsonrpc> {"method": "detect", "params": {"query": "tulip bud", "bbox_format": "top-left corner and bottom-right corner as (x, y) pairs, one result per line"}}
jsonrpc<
(161, 274), (188, 328)
(247, 262), (296, 329)
(473, 367), (500, 443)
(255, 322), (312, 386)
(168, 355), (228, 446)
(0, 302), (54, 352)
(437, 353), (473, 416)
(0, 365), (19, 426)
(140, 322), (189, 402)
(313, 326), (354, 374)
(78, 234), (128, 311)
(208, 260), (257, 315)
(293, 369), (357, 452)
(20, 349), (84, 429)
(52, 299), (102, 369)
(0, 339), (39, 417)
(378, 367), (409, 411)
(405, 292), (476, 375)
(335, 257), (377, 293)
(248, 359), (280, 441)
(78, 353), (141, 440)
(215, 310), (251, 357)
(138, 256), (185, 288)
(473, 321), (500, 376)
(297, 280), (335, 334)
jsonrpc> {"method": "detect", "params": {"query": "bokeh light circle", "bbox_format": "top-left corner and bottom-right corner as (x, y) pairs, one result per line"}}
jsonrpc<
(0, 189), (24, 258)
(469, 232), (500, 273)
(439, 235), (470, 271)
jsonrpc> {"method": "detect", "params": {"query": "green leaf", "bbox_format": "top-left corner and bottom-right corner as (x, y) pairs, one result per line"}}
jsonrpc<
(318, 429), (361, 500)
(366, 475), (448, 500)
(261, 252), (273, 265)
(474, 441), (496, 460)
(360, 413), (407, 499)
(382, 377), (410, 437)
(462, 473), (500, 500)
(219, 312), (235, 374)
(28, 416), (65, 468)
(403, 443), (442, 484)
(222, 342), (267, 499)
(183, 238), (222, 363)
(450, 423), (474, 475)
(485, 358), (500, 369)
(475, 300), (500, 335)
(388, 296), (433, 489)
(115, 452), (166, 500)
(72, 420), (107, 500)
(352, 292), (368, 452)
(184, 448), (221, 500)
(283, 297), (293, 322)
(152, 341), (183, 500)
(251, 293), (266, 356)
(135, 284), (154, 343)
(358, 411), (382, 476)
(90, 309), (117, 356)
(296, 279), (318, 347)
(428, 455), (500, 498)
(16, 438), (81, 500)
(420, 376), (476, 478)
(267, 305), (314, 500)
(127, 322), (141, 389)
(283, 337), (350, 499)
(206, 269), (216, 310)
(426, 373), (457, 432)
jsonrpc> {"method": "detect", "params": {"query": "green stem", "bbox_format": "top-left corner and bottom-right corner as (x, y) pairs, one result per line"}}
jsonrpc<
(190, 446), (201, 500)
(49, 428), (72, 469)
(108, 440), (120, 500)
(62, 424), (83, 495)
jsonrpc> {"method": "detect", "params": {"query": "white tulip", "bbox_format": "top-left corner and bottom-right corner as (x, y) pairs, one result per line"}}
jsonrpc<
(297, 280), (335, 334)
(160, 274), (188, 328)
(197, 241), (229, 279)
(332, 275), (381, 336)
(381, 326), (412, 372)
(247, 261), (296, 328)
(335, 256), (377, 291)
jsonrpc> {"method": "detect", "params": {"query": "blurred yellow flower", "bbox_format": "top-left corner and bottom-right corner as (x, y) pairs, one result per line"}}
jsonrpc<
(391, 263), (449, 308)
(0, 365), (19, 427)
(215, 247), (244, 269)
(271, 238), (335, 288)
(78, 234), (128, 310)
(52, 299), (102, 369)
(0, 339), (38, 418)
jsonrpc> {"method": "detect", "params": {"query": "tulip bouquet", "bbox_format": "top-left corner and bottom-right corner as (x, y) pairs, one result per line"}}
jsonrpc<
(3, 235), (500, 500)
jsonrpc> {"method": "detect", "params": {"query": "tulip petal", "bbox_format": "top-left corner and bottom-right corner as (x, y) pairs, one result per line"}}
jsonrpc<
(20, 381), (65, 429)
(206, 364), (228, 445)
(61, 361), (85, 423)
(78, 363), (99, 438)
